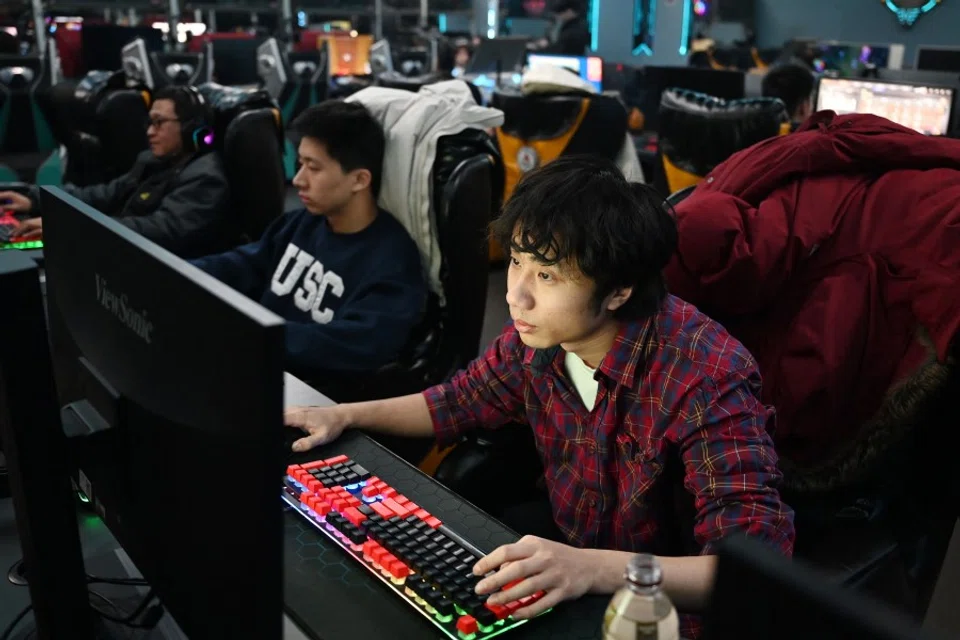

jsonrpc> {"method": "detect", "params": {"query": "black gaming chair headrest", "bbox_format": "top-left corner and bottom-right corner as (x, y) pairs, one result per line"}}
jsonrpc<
(658, 88), (787, 178)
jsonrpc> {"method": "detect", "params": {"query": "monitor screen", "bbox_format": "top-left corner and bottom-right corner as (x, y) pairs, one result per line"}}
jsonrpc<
(916, 47), (960, 73)
(816, 77), (954, 136)
(811, 42), (905, 76)
(319, 34), (372, 76)
(466, 37), (530, 75)
(41, 187), (287, 639)
(527, 53), (603, 92)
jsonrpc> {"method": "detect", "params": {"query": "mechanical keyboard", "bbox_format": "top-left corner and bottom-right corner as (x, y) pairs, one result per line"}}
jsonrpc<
(282, 454), (551, 639)
(0, 211), (42, 251)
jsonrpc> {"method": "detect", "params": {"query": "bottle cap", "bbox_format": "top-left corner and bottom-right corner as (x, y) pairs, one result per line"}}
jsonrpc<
(624, 553), (663, 587)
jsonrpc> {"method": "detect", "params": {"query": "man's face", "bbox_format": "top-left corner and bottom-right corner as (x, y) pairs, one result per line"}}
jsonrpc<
(291, 137), (368, 216)
(146, 99), (184, 159)
(506, 249), (616, 351)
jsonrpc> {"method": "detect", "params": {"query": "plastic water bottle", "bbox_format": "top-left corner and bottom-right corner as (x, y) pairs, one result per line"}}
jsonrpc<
(602, 554), (680, 640)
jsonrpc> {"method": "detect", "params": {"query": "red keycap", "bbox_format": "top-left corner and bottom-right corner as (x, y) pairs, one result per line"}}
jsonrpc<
(332, 498), (348, 511)
(370, 501), (394, 519)
(404, 501), (419, 512)
(324, 454), (349, 465)
(394, 495), (410, 506)
(301, 460), (327, 470)
(504, 600), (524, 613)
(414, 508), (431, 520)
(366, 476), (380, 486)
(425, 516), (442, 529)
(337, 489), (351, 500)
(313, 501), (331, 517)
(286, 464), (301, 475)
(374, 481), (388, 490)
(387, 559), (410, 579)
(484, 602), (510, 619)
(293, 470), (310, 483)
(455, 615), (478, 635)
(306, 479), (321, 493)
(380, 497), (410, 518)
(347, 497), (363, 509)
(342, 507), (367, 527)
(382, 487), (398, 498)
(502, 579), (523, 591)
(361, 484), (379, 498)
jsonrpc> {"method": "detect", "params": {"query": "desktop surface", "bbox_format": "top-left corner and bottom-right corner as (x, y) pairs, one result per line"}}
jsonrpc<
(282, 377), (608, 640)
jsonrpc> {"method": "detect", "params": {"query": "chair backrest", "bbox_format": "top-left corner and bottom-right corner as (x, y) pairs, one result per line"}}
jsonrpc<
(257, 38), (328, 124)
(658, 88), (787, 193)
(492, 90), (627, 204)
(0, 54), (54, 154)
(198, 82), (284, 242)
(56, 70), (150, 185)
(149, 51), (211, 88)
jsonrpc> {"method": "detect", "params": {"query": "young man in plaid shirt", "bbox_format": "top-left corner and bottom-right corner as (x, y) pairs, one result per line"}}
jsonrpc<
(286, 156), (795, 636)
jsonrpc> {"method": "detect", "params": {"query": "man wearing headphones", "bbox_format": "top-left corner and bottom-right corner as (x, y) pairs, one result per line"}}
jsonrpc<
(0, 86), (234, 258)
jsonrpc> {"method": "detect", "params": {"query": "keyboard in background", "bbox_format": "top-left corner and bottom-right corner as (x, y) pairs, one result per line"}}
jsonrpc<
(282, 455), (550, 639)
(0, 211), (43, 251)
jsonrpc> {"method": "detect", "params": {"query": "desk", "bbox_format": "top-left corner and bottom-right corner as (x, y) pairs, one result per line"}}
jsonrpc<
(282, 374), (608, 640)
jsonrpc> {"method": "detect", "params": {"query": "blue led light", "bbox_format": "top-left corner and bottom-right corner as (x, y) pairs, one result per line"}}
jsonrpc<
(590, 0), (600, 51)
(885, 0), (941, 26)
(679, 0), (693, 56)
(346, 483), (360, 491)
(632, 0), (655, 56)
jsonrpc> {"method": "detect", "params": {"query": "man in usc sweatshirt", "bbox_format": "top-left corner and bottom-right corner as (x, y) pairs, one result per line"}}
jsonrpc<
(191, 101), (427, 380)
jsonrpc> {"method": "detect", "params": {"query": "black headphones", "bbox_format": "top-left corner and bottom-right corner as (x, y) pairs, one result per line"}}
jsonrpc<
(175, 85), (215, 153)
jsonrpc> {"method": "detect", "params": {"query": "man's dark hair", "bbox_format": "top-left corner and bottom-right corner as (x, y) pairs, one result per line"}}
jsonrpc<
(492, 155), (678, 320)
(291, 100), (386, 197)
(153, 86), (209, 125)
(761, 62), (816, 118)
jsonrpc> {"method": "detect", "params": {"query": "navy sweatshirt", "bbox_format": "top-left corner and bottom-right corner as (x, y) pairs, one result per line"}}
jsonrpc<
(191, 208), (427, 379)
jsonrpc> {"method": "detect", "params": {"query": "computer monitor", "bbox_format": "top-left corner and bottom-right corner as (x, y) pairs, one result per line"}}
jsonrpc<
(41, 187), (287, 639)
(527, 53), (604, 93)
(505, 17), (550, 38)
(82, 25), (165, 74)
(812, 41), (906, 77)
(703, 535), (944, 640)
(320, 34), (373, 77)
(211, 36), (266, 86)
(815, 77), (955, 136)
(0, 250), (93, 640)
(465, 37), (531, 75)
(916, 46), (960, 73)
(257, 37), (287, 99)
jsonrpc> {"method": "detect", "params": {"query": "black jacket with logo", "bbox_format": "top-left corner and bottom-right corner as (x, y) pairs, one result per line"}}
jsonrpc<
(32, 150), (235, 259)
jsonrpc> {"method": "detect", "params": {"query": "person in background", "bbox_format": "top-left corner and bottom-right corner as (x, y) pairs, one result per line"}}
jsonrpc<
(533, 0), (590, 56)
(761, 62), (817, 126)
(190, 100), (427, 381)
(1, 85), (234, 258)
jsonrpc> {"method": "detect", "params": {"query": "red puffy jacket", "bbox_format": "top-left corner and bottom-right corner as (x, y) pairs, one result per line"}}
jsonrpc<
(665, 111), (960, 465)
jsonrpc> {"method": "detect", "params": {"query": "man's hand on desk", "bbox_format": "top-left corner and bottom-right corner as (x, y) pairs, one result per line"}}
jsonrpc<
(0, 191), (32, 213)
(472, 535), (596, 620)
(12, 217), (42, 239)
(284, 405), (350, 451)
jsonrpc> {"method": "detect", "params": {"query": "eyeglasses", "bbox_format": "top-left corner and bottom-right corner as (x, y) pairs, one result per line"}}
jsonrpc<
(146, 116), (179, 129)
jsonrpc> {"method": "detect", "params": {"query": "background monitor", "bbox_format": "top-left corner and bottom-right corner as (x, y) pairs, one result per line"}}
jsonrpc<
(527, 53), (604, 93)
(815, 77), (955, 136)
(916, 46), (960, 73)
(505, 17), (550, 38)
(210, 36), (266, 86)
(41, 187), (286, 639)
(465, 37), (531, 75)
(82, 25), (164, 75)
(812, 41), (905, 76)
(703, 535), (944, 640)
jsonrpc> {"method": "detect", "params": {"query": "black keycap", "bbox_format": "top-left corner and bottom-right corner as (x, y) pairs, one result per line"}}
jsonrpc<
(430, 531), (448, 544)
(475, 608), (497, 627)
(452, 575), (470, 588)
(404, 515), (420, 525)
(434, 598), (454, 616)
(441, 540), (457, 551)
(424, 541), (439, 552)
(358, 505), (374, 516)
(423, 553), (439, 565)
(414, 534), (430, 545)
(443, 555), (460, 567)
(453, 563), (470, 574)
(451, 548), (467, 558)
(350, 464), (371, 480)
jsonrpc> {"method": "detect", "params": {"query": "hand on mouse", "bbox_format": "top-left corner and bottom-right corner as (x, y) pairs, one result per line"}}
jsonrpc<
(12, 217), (42, 240)
(472, 536), (596, 619)
(0, 191), (33, 214)
(284, 405), (351, 452)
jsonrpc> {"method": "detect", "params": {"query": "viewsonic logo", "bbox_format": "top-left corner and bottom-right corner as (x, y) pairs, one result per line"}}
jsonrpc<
(95, 274), (154, 344)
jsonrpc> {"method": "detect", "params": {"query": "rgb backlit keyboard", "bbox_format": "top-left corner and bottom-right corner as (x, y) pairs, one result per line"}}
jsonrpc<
(0, 212), (42, 251)
(282, 455), (550, 639)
